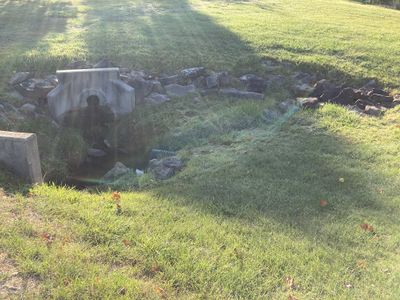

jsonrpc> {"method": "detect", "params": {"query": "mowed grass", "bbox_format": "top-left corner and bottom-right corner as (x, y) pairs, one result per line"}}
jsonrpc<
(0, 0), (400, 94)
(1, 104), (400, 299)
(1, 0), (400, 299)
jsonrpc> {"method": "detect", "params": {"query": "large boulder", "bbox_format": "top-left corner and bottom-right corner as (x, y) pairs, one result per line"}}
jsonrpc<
(103, 162), (131, 181)
(148, 156), (183, 180)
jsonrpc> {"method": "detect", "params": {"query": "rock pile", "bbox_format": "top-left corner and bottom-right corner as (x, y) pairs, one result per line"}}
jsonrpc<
(297, 79), (399, 116)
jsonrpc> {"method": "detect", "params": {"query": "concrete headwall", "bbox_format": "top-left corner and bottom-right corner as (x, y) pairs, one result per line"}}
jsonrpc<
(0, 131), (43, 184)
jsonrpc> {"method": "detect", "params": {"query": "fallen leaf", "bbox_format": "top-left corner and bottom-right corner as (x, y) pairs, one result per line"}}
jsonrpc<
(122, 239), (130, 246)
(360, 223), (374, 232)
(288, 295), (298, 300)
(319, 200), (328, 207)
(356, 260), (367, 269)
(155, 286), (167, 299)
(112, 191), (121, 201)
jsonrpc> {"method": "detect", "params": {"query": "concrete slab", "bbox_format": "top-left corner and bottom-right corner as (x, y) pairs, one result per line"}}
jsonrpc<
(0, 131), (43, 184)
(47, 68), (135, 123)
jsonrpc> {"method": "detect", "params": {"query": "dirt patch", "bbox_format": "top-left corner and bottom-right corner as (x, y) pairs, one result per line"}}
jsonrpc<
(0, 252), (39, 299)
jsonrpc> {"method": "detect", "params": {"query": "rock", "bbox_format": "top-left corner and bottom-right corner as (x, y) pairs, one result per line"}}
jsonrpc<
(205, 73), (219, 89)
(127, 77), (157, 103)
(393, 94), (400, 105)
(180, 67), (206, 79)
(151, 80), (165, 94)
(365, 105), (385, 116)
(218, 72), (239, 88)
(292, 72), (315, 84)
(87, 148), (107, 158)
(19, 103), (36, 115)
(148, 156), (183, 180)
(292, 83), (315, 96)
(130, 70), (148, 81)
(15, 78), (56, 100)
(165, 84), (197, 98)
(310, 79), (341, 101)
(159, 74), (181, 86)
(9, 72), (31, 86)
(262, 109), (281, 123)
(145, 93), (170, 105)
(219, 88), (264, 100)
(65, 60), (92, 69)
(368, 93), (393, 105)
(44, 74), (59, 86)
(297, 97), (319, 109)
(278, 99), (297, 113)
(330, 87), (362, 105)
(93, 58), (116, 68)
(103, 162), (131, 180)
(266, 75), (287, 88)
(347, 105), (364, 115)
(193, 76), (207, 89)
(240, 74), (268, 93)
(367, 88), (389, 97)
(355, 99), (374, 110)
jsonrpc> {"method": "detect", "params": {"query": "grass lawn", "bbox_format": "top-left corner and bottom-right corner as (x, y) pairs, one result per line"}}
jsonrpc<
(1, 0), (400, 299)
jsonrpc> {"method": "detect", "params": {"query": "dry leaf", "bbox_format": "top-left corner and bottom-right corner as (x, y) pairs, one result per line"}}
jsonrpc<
(360, 223), (374, 232)
(319, 200), (328, 207)
(356, 260), (367, 269)
(155, 286), (167, 299)
(122, 239), (130, 246)
(288, 295), (298, 300)
(112, 191), (121, 201)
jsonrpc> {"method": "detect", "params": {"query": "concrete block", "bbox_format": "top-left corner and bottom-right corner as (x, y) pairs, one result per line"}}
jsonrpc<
(47, 68), (135, 123)
(0, 131), (43, 184)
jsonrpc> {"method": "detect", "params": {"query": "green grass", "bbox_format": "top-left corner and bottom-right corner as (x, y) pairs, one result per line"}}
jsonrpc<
(1, 0), (400, 299)
(1, 0), (400, 94)
(1, 105), (400, 299)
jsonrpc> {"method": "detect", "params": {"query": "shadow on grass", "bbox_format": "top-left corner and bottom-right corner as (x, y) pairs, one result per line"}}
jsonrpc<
(154, 109), (399, 249)
(350, 0), (400, 10)
(0, 0), (72, 56)
(80, 0), (258, 73)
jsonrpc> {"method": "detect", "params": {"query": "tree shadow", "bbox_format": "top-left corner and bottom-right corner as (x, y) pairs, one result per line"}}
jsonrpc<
(80, 0), (258, 74)
(350, 0), (400, 10)
(0, 0), (72, 56)
(153, 110), (399, 251)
